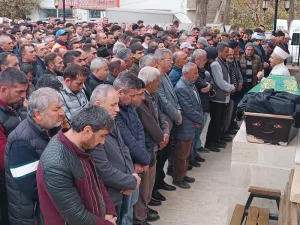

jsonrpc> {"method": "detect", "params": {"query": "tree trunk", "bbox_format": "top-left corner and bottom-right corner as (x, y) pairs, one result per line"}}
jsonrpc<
(288, 0), (295, 30)
(195, 0), (209, 31)
(223, 0), (232, 24)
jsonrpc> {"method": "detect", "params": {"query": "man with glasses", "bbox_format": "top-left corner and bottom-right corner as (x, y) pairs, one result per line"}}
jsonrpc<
(153, 48), (182, 202)
(60, 64), (89, 122)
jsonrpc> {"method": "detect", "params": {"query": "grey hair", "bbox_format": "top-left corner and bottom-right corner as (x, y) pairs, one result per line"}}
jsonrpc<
(216, 42), (229, 51)
(138, 66), (160, 86)
(190, 49), (207, 62)
(182, 62), (197, 74)
(28, 87), (60, 117)
(90, 57), (109, 72)
(113, 72), (145, 90)
(154, 48), (172, 60)
(113, 42), (126, 55)
(116, 48), (132, 62)
(172, 51), (184, 63)
(139, 55), (156, 69)
(90, 84), (116, 105)
(44, 35), (55, 45)
(0, 35), (11, 45)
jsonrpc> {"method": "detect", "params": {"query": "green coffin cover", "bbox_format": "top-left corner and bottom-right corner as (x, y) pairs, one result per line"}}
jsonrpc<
(249, 75), (300, 95)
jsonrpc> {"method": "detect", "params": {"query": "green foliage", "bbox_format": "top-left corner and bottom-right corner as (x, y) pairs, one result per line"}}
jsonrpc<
(0, 0), (40, 19)
(228, 0), (292, 31)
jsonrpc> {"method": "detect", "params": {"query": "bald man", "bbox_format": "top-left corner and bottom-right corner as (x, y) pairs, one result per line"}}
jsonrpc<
(169, 51), (188, 87)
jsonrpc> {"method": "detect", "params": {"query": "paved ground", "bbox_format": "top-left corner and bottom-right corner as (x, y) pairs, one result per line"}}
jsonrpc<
(151, 120), (232, 225)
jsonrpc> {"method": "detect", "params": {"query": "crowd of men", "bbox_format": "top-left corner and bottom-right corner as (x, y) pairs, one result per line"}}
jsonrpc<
(0, 17), (292, 225)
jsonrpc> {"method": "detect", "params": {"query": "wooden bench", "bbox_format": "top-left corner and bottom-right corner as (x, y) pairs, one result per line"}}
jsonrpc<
(230, 169), (299, 225)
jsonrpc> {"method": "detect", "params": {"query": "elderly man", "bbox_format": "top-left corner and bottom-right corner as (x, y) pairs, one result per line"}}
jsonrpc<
(153, 48), (182, 201)
(139, 55), (157, 70)
(180, 42), (194, 56)
(205, 43), (236, 152)
(90, 85), (141, 225)
(0, 35), (14, 53)
(60, 64), (89, 122)
(197, 37), (209, 50)
(169, 51), (188, 87)
(0, 68), (28, 225)
(35, 43), (48, 72)
(116, 48), (134, 71)
(84, 57), (110, 98)
(107, 58), (126, 84)
(190, 49), (212, 164)
(135, 66), (170, 224)
(5, 88), (64, 225)
(266, 46), (290, 76)
(173, 62), (204, 189)
(37, 106), (117, 225)
(115, 73), (154, 224)
(240, 42), (263, 93)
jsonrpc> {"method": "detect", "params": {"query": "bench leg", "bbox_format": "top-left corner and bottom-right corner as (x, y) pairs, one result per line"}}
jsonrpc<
(242, 193), (254, 222)
(276, 197), (280, 210)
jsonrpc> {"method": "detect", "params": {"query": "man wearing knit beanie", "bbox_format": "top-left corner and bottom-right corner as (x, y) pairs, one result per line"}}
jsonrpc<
(239, 41), (263, 93)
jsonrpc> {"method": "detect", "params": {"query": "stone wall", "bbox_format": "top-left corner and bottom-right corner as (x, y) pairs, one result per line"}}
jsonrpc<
(227, 122), (298, 223)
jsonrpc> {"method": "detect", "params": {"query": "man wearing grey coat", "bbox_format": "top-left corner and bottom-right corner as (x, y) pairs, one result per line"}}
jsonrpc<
(152, 48), (182, 200)
(89, 84), (141, 225)
(173, 62), (204, 189)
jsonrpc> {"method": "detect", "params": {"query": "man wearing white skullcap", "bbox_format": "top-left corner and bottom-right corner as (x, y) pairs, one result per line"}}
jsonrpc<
(269, 46), (290, 76)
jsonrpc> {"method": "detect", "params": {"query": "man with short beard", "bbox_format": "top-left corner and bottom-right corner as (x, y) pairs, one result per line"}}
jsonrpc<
(44, 52), (64, 77)
(0, 68), (28, 225)
(5, 88), (65, 225)
(239, 42), (263, 93)
(36, 105), (117, 225)
(60, 64), (89, 122)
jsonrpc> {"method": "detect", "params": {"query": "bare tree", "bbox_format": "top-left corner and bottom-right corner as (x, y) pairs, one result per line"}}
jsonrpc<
(195, 0), (209, 30)
(288, 0), (295, 29)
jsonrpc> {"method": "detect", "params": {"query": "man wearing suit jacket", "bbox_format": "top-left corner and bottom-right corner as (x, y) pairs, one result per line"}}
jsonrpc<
(90, 84), (141, 225)
(135, 66), (170, 225)
(153, 48), (182, 201)
(174, 62), (204, 189)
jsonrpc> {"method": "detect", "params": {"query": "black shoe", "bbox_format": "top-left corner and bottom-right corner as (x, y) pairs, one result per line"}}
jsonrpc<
(158, 181), (176, 191)
(234, 124), (240, 130)
(189, 160), (201, 167)
(222, 136), (233, 142)
(227, 129), (238, 135)
(183, 175), (195, 183)
(146, 212), (160, 222)
(152, 190), (166, 201)
(224, 133), (232, 139)
(197, 146), (210, 153)
(166, 169), (173, 176)
(172, 180), (190, 189)
(148, 198), (162, 206)
(148, 207), (158, 214)
(205, 144), (221, 152)
(219, 140), (227, 145)
(194, 153), (205, 162)
(187, 165), (193, 171)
